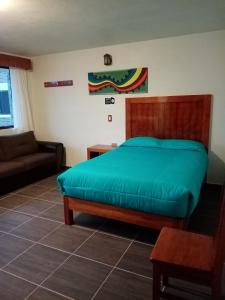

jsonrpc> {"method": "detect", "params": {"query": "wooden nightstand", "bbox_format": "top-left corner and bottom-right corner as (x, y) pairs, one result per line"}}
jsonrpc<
(87, 144), (116, 159)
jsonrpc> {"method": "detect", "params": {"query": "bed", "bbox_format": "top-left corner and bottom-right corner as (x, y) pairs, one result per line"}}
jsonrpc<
(59, 94), (211, 230)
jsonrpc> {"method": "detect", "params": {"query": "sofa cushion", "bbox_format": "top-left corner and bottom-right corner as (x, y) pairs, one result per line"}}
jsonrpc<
(0, 161), (25, 179)
(0, 131), (39, 161)
(14, 152), (57, 171)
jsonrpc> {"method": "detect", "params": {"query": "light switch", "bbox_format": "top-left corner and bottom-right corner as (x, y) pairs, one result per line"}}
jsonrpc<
(108, 115), (112, 122)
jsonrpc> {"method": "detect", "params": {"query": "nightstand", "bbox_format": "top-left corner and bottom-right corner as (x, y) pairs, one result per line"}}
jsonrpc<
(87, 144), (116, 159)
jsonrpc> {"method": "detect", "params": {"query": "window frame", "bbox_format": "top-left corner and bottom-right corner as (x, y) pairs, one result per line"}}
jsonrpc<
(0, 66), (14, 130)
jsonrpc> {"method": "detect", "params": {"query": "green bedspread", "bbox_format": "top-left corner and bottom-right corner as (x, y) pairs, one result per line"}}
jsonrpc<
(58, 138), (208, 218)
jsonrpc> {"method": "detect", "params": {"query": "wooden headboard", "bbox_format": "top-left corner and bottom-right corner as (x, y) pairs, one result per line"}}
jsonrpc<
(126, 95), (211, 148)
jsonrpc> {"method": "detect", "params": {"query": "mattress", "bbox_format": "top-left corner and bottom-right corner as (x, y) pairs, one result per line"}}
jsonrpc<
(58, 137), (208, 218)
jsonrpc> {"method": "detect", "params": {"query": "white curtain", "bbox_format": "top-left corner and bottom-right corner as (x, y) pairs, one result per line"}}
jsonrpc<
(10, 68), (34, 132)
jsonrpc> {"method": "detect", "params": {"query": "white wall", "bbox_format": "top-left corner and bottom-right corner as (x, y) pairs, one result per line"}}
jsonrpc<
(29, 30), (225, 184)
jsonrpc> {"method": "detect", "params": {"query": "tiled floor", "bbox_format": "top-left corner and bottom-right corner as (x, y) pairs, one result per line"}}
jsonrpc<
(0, 175), (223, 300)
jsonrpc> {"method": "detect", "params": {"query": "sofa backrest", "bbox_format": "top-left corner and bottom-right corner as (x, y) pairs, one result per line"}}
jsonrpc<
(0, 131), (39, 161)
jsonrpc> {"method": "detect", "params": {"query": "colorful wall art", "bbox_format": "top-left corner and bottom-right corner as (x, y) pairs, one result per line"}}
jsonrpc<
(88, 67), (148, 95)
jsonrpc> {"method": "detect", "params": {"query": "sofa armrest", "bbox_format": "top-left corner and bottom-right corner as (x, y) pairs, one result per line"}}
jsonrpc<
(37, 141), (64, 171)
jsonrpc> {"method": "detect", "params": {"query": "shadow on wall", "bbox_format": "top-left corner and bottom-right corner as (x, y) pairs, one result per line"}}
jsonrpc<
(208, 150), (225, 184)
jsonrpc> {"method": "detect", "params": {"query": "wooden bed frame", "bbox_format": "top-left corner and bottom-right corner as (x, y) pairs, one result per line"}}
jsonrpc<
(64, 94), (211, 230)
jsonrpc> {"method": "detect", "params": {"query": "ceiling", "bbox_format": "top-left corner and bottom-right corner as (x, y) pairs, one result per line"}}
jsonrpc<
(0, 0), (225, 57)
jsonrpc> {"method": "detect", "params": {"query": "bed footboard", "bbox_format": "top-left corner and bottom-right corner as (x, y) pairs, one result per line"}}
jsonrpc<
(64, 196), (187, 230)
(64, 196), (74, 225)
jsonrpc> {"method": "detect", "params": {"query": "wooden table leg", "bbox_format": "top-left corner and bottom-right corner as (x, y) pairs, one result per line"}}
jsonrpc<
(212, 276), (222, 300)
(153, 264), (161, 300)
(162, 276), (168, 289)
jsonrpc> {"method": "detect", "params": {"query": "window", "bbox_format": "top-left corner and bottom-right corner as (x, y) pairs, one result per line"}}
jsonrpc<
(0, 67), (13, 129)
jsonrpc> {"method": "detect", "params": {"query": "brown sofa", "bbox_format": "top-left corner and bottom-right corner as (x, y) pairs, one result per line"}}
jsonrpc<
(0, 131), (64, 195)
